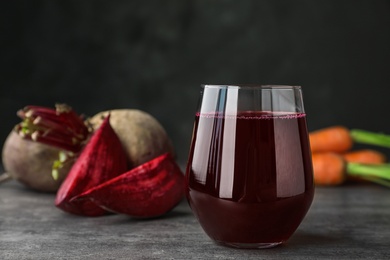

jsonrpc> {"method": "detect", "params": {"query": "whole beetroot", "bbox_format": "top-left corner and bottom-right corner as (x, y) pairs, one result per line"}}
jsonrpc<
(2, 131), (74, 192)
(89, 109), (175, 169)
(1, 104), (90, 192)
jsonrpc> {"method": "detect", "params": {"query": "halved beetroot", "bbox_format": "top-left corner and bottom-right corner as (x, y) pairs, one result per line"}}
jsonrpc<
(55, 115), (127, 216)
(71, 153), (185, 218)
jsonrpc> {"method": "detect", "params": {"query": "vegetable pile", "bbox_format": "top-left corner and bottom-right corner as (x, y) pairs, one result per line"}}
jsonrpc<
(310, 126), (390, 187)
(1, 104), (184, 218)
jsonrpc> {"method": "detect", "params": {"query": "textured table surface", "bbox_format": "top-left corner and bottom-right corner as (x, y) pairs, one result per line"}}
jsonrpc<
(0, 180), (389, 260)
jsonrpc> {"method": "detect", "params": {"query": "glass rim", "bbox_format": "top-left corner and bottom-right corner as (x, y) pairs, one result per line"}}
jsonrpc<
(201, 84), (301, 90)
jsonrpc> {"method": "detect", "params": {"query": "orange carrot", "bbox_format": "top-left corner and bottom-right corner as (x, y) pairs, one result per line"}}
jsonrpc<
(312, 152), (347, 186)
(342, 149), (387, 164)
(309, 126), (353, 153)
(341, 149), (387, 183)
(310, 126), (390, 153)
(312, 152), (390, 188)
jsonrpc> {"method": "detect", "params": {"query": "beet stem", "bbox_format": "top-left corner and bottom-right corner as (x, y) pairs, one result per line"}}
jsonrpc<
(14, 104), (90, 152)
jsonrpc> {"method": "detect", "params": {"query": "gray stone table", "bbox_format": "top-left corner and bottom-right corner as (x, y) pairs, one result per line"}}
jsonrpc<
(0, 180), (389, 260)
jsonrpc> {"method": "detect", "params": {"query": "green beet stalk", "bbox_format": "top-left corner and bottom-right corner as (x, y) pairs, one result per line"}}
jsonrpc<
(347, 163), (390, 188)
(350, 129), (390, 148)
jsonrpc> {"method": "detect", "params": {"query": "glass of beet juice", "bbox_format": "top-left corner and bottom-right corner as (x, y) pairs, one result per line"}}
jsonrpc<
(185, 85), (314, 249)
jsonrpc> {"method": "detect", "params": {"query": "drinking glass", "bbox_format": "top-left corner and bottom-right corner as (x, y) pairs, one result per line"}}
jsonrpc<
(185, 85), (314, 249)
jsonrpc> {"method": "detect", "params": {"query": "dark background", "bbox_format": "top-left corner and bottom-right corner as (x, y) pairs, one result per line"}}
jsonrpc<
(1, 0), (389, 167)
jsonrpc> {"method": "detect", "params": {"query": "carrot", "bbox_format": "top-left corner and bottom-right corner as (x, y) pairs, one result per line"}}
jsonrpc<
(310, 126), (390, 153)
(342, 149), (387, 164)
(309, 126), (353, 153)
(312, 152), (390, 187)
(312, 152), (347, 186)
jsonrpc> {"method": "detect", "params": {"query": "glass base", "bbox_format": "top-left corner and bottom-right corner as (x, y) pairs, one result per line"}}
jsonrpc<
(216, 241), (283, 249)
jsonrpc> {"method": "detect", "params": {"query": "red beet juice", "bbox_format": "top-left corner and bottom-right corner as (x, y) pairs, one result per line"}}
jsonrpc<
(186, 111), (314, 247)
